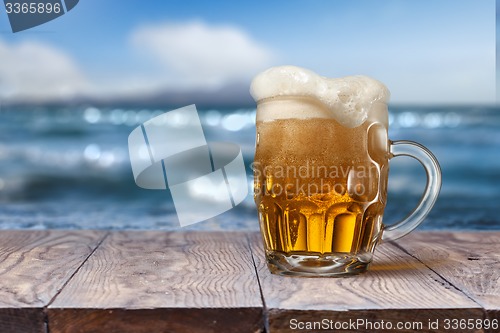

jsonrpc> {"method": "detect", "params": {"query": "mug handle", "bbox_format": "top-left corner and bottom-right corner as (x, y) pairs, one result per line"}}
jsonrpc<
(382, 140), (442, 241)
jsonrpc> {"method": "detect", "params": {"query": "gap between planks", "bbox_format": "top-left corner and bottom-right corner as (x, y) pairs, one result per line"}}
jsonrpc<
(41, 231), (110, 333)
(248, 231), (497, 333)
(246, 233), (270, 333)
(44, 232), (110, 309)
(389, 239), (484, 310)
(4, 230), (496, 333)
(46, 231), (265, 333)
(0, 230), (110, 333)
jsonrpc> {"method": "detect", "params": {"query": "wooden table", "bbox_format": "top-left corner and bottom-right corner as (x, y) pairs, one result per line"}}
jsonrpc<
(0, 231), (498, 333)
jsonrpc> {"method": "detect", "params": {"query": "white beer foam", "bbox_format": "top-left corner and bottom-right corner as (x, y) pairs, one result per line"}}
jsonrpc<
(250, 66), (390, 128)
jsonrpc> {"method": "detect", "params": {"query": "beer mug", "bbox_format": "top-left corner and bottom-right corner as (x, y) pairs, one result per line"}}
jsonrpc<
(251, 67), (441, 276)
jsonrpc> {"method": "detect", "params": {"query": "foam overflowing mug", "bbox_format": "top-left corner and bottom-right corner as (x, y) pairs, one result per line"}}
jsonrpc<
(250, 66), (441, 276)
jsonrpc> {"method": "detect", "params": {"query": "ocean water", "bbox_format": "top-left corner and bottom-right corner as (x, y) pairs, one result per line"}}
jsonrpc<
(0, 105), (498, 230)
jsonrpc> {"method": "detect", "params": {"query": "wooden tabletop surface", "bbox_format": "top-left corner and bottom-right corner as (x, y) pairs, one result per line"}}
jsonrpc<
(0, 230), (498, 333)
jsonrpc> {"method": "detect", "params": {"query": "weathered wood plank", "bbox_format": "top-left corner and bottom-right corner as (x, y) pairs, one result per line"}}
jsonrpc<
(0, 230), (107, 333)
(249, 232), (484, 333)
(49, 308), (262, 333)
(396, 231), (500, 328)
(48, 231), (264, 333)
(2, 230), (497, 333)
(0, 309), (46, 333)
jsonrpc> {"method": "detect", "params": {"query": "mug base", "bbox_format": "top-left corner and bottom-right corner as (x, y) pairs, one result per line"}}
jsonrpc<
(266, 250), (372, 277)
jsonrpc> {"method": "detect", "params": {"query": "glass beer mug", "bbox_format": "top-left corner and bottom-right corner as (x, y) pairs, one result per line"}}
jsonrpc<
(251, 66), (441, 276)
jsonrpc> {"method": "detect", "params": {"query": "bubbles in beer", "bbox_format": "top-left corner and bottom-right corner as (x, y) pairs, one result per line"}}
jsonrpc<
(252, 66), (391, 274)
(254, 115), (388, 256)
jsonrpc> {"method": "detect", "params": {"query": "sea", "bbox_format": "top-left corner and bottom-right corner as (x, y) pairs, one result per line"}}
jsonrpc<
(0, 105), (498, 230)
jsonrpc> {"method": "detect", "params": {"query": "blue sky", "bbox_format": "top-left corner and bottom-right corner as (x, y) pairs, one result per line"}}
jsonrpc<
(0, 0), (495, 104)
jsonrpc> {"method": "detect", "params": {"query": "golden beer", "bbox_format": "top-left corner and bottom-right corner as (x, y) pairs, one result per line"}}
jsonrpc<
(251, 66), (441, 276)
(253, 97), (390, 275)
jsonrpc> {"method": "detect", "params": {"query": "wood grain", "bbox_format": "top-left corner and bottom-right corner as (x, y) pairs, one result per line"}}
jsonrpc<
(1, 230), (497, 333)
(249, 232), (484, 333)
(395, 231), (500, 331)
(48, 231), (264, 333)
(0, 309), (45, 333)
(0, 230), (106, 333)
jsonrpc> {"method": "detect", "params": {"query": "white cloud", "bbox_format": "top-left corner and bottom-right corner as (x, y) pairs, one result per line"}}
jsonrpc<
(0, 39), (88, 102)
(0, 21), (275, 103)
(130, 21), (275, 89)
